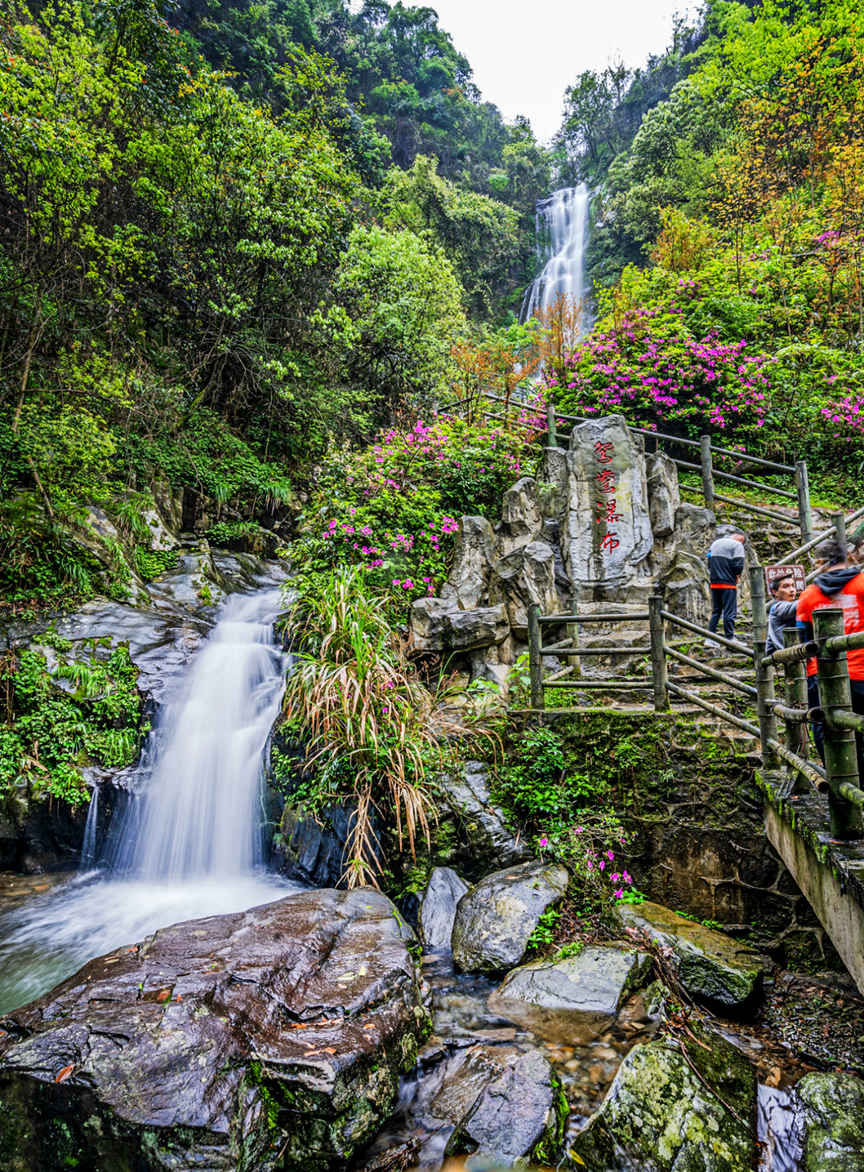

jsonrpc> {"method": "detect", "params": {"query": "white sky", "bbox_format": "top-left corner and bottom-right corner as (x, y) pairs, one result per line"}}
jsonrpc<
(424, 0), (695, 144)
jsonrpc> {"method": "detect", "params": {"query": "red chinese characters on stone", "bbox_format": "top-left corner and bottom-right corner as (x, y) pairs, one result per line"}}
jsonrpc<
(593, 439), (619, 556)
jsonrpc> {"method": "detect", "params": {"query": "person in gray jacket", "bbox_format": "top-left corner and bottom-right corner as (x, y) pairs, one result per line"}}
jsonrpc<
(765, 573), (798, 656)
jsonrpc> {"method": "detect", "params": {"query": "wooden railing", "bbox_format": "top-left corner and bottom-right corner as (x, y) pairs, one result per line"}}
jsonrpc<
(525, 564), (864, 840)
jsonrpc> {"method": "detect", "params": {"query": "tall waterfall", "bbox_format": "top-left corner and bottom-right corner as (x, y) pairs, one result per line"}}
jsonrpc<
(521, 183), (591, 324)
(0, 587), (297, 1015)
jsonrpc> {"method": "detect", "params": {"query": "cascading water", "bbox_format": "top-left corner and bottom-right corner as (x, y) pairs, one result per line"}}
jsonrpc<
(0, 588), (298, 1015)
(521, 182), (591, 325)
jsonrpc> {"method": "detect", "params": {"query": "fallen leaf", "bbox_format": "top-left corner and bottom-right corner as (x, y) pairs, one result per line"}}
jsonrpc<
(156, 990), (170, 1002)
(55, 1064), (74, 1083)
(290, 1024), (308, 1030)
(364, 1024), (375, 1030)
(323, 1047), (336, 1054)
(176, 995), (182, 1002)
(357, 965), (368, 977)
(303, 1050), (320, 1057)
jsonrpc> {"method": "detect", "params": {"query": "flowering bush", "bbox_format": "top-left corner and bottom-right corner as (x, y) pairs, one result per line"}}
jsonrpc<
(537, 815), (635, 911)
(549, 303), (775, 440)
(289, 408), (544, 615)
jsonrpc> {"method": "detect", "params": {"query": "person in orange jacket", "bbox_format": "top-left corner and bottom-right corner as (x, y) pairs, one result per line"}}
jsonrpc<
(796, 538), (864, 768)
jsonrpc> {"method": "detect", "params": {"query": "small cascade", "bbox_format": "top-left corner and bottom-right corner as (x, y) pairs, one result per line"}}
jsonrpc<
(78, 787), (99, 871)
(521, 183), (591, 325)
(0, 586), (298, 1015)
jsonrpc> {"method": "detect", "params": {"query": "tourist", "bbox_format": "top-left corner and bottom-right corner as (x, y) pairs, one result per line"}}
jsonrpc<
(796, 538), (864, 768)
(765, 573), (798, 657)
(706, 530), (747, 647)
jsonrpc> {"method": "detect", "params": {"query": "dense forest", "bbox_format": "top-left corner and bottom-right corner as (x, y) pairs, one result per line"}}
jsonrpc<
(2, 0), (864, 620)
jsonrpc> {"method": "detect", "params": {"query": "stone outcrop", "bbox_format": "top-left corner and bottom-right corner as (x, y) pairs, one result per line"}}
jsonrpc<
(0, 890), (430, 1172)
(568, 1024), (757, 1171)
(498, 477), (544, 556)
(418, 867), (469, 950)
(619, 900), (763, 1010)
(645, 450), (681, 538)
(489, 540), (560, 637)
(446, 516), (495, 610)
(451, 861), (570, 973)
(444, 1049), (566, 1168)
(491, 945), (651, 1018)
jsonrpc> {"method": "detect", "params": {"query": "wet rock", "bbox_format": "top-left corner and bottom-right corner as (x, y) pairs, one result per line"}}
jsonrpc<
(0, 889), (429, 1172)
(491, 945), (651, 1017)
(451, 860), (570, 973)
(145, 547), (229, 615)
(619, 901), (763, 1010)
(418, 867), (469, 950)
(429, 1044), (520, 1124)
(436, 761), (531, 878)
(796, 1071), (864, 1171)
(450, 518), (496, 610)
(646, 451), (680, 538)
(444, 1049), (566, 1168)
(569, 1024), (758, 1171)
(497, 478), (543, 557)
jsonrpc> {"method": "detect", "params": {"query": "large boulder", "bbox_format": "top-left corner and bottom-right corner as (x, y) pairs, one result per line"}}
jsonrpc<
(539, 447), (568, 520)
(569, 1025), (757, 1171)
(796, 1071), (864, 1171)
(449, 517), (495, 610)
(451, 861), (570, 973)
(619, 901), (763, 1010)
(491, 944), (651, 1018)
(0, 890), (430, 1172)
(418, 867), (469, 950)
(444, 1049), (566, 1168)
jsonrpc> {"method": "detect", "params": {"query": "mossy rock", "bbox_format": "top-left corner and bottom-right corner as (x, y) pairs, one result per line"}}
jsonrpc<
(796, 1071), (864, 1171)
(619, 901), (763, 1010)
(568, 1024), (757, 1171)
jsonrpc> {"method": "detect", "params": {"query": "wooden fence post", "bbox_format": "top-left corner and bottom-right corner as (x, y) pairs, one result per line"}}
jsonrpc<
(831, 510), (848, 556)
(649, 594), (669, 712)
(754, 637), (780, 769)
(782, 626), (810, 763)
(796, 460), (814, 546)
(749, 565), (768, 644)
(528, 603), (545, 711)
(567, 596), (581, 677)
(813, 608), (864, 838)
(700, 435), (715, 509)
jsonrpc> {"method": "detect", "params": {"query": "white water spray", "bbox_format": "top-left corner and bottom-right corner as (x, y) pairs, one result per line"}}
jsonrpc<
(0, 588), (298, 1015)
(521, 183), (591, 324)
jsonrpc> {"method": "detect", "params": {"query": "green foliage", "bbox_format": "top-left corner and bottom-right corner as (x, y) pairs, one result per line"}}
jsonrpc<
(0, 645), (142, 806)
(134, 548), (178, 581)
(526, 906), (561, 952)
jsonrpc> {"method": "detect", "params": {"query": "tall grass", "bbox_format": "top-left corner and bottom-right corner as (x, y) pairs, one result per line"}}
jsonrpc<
(282, 568), (465, 888)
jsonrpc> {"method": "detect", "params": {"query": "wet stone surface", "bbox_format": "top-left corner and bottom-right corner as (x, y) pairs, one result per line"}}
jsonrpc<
(0, 889), (430, 1172)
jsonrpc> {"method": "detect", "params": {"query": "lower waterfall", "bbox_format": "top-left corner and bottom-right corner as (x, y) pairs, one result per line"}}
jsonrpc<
(0, 588), (298, 1015)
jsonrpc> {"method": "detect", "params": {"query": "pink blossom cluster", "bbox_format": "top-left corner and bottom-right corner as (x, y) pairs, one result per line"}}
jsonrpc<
(545, 306), (775, 437)
(820, 395), (864, 438)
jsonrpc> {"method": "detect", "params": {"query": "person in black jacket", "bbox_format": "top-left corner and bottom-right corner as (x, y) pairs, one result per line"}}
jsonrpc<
(765, 573), (798, 657)
(707, 531), (746, 644)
